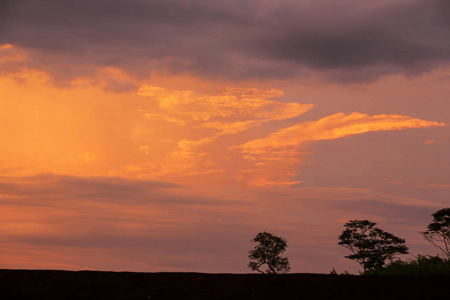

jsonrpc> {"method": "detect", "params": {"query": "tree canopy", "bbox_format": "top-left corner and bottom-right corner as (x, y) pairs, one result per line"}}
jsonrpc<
(248, 231), (290, 274)
(338, 220), (409, 272)
(421, 208), (450, 258)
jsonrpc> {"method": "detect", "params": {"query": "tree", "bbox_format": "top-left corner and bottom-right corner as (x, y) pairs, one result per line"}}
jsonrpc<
(421, 208), (450, 258)
(338, 220), (409, 272)
(248, 231), (290, 274)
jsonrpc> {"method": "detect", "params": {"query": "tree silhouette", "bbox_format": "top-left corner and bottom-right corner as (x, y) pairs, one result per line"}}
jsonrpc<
(338, 220), (409, 272)
(421, 208), (450, 258)
(248, 231), (290, 274)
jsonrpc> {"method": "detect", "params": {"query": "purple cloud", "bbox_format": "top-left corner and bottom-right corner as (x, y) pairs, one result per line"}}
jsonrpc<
(1, 0), (450, 83)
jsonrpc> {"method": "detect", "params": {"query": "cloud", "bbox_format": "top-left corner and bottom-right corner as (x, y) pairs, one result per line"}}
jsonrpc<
(1, 71), (445, 187)
(0, 174), (179, 202)
(0, 174), (442, 272)
(237, 112), (445, 156)
(137, 109), (186, 126)
(0, 174), (254, 271)
(388, 181), (403, 185)
(419, 183), (450, 188)
(118, 86), (313, 182)
(130, 86), (446, 186)
(248, 178), (302, 188)
(198, 120), (257, 136)
(2, 0), (450, 83)
(137, 145), (150, 155)
(137, 86), (313, 140)
(230, 112), (445, 186)
(137, 86), (310, 123)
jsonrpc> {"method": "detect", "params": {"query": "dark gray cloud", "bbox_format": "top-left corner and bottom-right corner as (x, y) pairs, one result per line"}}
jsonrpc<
(1, 0), (450, 83)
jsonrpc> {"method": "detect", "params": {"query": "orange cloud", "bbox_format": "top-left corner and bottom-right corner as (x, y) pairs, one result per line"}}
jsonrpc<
(423, 184), (450, 188)
(138, 145), (150, 155)
(237, 112), (445, 155)
(0, 72), (142, 177)
(114, 103), (445, 186)
(0, 44), (27, 65)
(137, 85), (312, 123)
(0, 44), (13, 50)
(198, 120), (257, 136)
(230, 112), (444, 186)
(248, 178), (302, 187)
(111, 85), (314, 183)
(0, 69), (445, 187)
(137, 109), (186, 125)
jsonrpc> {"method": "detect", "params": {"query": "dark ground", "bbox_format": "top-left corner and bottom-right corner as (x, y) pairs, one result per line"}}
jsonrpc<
(0, 269), (449, 299)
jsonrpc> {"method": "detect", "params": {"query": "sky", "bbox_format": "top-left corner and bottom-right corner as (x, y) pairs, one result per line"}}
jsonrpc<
(0, 0), (449, 274)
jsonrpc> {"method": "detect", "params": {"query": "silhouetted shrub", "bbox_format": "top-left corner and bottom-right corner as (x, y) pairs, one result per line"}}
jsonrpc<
(366, 255), (450, 275)
(329, 268), (338, 275)
(329, 268), (352, 275)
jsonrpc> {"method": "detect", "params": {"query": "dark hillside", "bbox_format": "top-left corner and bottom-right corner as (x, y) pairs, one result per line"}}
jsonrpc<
(0, 269), (448, 300)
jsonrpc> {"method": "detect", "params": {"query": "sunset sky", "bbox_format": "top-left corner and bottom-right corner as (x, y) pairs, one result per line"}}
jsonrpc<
(1, 0), (450, 273)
